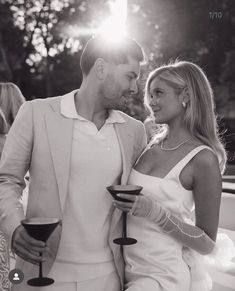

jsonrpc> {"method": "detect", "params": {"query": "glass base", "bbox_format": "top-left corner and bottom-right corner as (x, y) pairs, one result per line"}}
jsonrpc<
(27, 277), (54, 286)
(113, 237), (137, 245)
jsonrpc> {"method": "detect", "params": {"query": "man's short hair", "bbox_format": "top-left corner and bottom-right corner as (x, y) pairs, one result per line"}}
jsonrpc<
(80, 36), (144, 76)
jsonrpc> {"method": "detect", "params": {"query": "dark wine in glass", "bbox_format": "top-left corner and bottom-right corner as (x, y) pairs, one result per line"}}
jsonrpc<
(107, 185), (142, 245)
(21, 217), (61, 286)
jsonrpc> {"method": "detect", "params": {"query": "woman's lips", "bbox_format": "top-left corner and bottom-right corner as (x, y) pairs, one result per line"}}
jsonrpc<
(152, 107), (161, 113)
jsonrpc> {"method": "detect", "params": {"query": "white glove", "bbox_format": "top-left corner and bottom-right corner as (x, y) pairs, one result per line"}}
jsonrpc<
(114, 193), (215, 255)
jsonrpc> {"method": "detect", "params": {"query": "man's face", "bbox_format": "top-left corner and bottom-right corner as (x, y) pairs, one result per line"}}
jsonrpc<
(99, 56), (140, 111)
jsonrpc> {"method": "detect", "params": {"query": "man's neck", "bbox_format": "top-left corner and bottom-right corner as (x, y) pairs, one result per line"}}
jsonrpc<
(74, 89), (109, 129)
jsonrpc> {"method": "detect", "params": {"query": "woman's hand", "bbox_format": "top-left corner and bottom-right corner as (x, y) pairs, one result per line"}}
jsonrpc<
(113, 193), (154, 217)
(113, 193), (216, 255)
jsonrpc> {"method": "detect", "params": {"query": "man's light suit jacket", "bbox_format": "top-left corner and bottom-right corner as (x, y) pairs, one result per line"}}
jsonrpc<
(0, 91), (147, 291)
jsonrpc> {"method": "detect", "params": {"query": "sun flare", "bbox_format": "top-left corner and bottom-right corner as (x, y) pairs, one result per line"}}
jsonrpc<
(97, 0), (127, 42)
(63, 0), (128, 46)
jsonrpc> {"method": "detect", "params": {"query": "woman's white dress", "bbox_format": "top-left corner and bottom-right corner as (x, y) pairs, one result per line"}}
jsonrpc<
(124, 145), (218, 291)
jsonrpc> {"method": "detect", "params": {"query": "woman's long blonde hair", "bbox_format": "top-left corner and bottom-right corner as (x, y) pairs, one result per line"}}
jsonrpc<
(144, 61), (227, 173)
(0, 82), (25, 129)
(0, 108), (8, 134)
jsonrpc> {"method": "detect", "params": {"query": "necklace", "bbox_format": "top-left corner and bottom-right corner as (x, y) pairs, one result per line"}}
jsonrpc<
(160, 138), (192, 151)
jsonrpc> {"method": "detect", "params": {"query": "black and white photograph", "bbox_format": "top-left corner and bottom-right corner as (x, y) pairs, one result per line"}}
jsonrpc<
(0, 0), (235, 290)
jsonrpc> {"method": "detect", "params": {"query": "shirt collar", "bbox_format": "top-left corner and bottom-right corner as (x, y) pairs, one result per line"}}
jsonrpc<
(60, 90), (126, 124)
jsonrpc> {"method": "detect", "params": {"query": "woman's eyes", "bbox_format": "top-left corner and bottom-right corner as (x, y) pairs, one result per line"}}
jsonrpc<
(150, 90), (162, 98)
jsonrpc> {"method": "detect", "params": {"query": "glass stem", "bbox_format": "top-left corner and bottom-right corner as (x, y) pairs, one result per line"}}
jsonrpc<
(39, 252), (43, 278)
(123, 212), (127, 238)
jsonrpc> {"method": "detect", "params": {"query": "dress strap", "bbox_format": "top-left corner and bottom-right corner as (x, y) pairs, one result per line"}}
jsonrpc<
(166, 145), (214, 179)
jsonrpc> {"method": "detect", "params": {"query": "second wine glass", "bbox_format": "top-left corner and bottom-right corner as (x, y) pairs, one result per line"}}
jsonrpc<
(21, 217), (61, 286)
(107, 185), (142, 245)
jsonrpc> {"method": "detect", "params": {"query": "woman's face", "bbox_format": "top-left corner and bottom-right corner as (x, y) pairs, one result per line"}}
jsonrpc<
(148, 77), (184, 125)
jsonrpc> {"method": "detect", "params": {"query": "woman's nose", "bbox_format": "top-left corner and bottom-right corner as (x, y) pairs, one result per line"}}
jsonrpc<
(150, 96), (159, 106)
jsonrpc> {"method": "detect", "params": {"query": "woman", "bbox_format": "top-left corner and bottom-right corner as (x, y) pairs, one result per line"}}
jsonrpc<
(0, 107), (9, 291)
(0, 82), (25, 291)
(113, 61), (228, 291)
(0, 82), (25, 158)
(0, 82), (25, 129)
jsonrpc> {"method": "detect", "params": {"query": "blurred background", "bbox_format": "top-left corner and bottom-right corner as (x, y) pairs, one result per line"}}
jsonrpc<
(0, 0), (234, 173)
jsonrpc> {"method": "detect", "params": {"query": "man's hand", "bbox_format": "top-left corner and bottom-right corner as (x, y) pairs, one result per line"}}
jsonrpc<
(12, 225), (49, 265)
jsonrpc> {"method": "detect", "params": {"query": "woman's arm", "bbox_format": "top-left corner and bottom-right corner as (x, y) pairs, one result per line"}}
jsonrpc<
(114, 149), (222, 255)
(192, 149), (221, 241)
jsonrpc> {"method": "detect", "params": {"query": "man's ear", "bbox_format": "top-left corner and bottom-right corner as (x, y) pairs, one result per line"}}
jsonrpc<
(94, 58), (108, 80)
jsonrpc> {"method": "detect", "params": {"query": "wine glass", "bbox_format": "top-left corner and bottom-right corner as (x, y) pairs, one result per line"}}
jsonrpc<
(106, 185), (142, 245)
(21, 217), (61, 286)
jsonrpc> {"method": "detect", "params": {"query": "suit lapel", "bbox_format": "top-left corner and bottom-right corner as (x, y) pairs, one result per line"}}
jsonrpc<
(112, 122), (134, 228)
(45, 100), (73, 211)
(114, 122), (134, 185)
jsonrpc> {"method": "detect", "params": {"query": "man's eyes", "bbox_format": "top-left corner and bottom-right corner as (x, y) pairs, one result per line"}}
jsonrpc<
(126, 74), (137, 81)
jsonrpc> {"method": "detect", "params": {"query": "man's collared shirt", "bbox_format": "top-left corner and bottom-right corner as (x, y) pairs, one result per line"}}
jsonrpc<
(49, 91), (124, 281)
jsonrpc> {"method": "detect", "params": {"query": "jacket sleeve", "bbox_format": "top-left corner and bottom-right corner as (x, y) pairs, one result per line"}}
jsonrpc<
(135, 121), (147, 160)
(0, 101), (33, 246)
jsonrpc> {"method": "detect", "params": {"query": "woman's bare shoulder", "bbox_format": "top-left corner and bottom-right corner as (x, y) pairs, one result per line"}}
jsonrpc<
(193, 147), (218, 166)
(191, 147), (221, 180)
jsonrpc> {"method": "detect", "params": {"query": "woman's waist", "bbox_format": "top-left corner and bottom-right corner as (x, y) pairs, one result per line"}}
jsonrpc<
(124, 238), (184, 275)
(124, 223), (182, 257)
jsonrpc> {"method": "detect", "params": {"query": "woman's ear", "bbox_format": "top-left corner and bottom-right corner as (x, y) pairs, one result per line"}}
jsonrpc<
(94, 58), (107, 80)
(180, 87), (190, 105)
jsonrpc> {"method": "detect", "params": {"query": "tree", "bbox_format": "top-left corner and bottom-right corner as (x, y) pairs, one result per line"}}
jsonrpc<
(0, 0), (234, 116)
(0, 1), (25, 82)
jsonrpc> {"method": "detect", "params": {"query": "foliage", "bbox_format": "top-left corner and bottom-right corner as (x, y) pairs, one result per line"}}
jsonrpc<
(0, 0), (234, 120)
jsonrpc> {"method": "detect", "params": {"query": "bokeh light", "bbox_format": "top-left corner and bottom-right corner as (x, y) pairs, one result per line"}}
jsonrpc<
(97, 0), (127, 42)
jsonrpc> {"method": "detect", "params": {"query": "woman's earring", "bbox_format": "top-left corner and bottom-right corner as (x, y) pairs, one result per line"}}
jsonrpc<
(182, 102), (186, 108)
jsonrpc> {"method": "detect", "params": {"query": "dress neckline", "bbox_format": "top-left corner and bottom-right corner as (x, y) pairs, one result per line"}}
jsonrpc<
(133, 145), (212, 180)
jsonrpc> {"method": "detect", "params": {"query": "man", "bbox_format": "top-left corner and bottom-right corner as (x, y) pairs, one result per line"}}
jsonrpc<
(0, 36), (146, 291)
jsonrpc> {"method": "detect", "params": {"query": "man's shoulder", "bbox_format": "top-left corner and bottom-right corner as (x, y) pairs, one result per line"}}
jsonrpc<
(20, 97), (61, 117)
(28, 90), (77, 110)
(115, 110), (144, 126)
(116, 111), (147, 152)
(29, 95), (62, 107)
